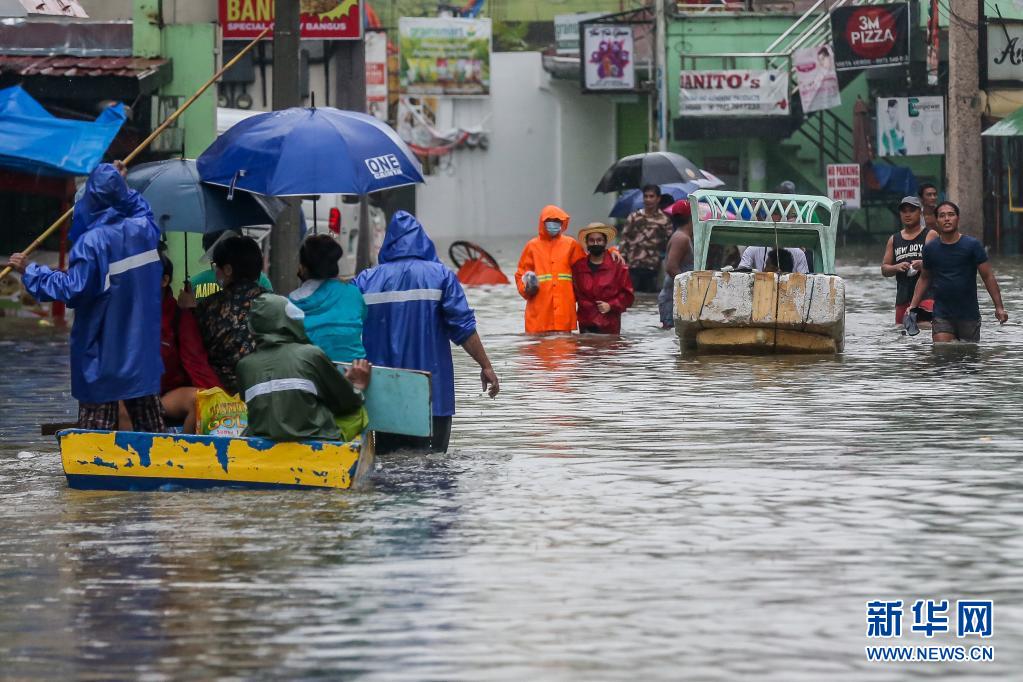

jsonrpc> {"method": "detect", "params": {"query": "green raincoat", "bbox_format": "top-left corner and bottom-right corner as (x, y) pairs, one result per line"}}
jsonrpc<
(236, 294), (365, 442)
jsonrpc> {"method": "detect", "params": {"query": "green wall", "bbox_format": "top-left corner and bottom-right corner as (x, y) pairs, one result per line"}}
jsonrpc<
(159, 23), (217, 292)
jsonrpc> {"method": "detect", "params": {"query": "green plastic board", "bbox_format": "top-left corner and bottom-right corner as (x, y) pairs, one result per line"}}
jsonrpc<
(337, 364), (433, 438)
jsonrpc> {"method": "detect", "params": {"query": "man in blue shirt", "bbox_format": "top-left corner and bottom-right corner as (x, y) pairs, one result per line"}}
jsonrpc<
(908, 201), (1007, 342)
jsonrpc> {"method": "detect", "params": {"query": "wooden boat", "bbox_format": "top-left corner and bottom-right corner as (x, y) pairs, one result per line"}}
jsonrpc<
(675, 190), (846, 354)
(58, 365), (431, 491)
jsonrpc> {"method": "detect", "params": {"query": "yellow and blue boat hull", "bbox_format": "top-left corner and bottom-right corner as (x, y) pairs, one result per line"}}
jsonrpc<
(58, 429), (373, 491)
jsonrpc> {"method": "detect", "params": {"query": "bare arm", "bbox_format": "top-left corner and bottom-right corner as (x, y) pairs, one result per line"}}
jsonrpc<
(665, 233), (692, 279)
(460, 331), (499, 397)
(880, 236), (908, 277)
(978, 262), (1008, 323)
(908, 267), (932, 310)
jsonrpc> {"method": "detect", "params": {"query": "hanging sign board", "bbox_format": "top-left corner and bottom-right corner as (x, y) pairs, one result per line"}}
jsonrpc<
(365, 30), (388, 120)
(986, 20), (1023, 85)
(876, 96), (945, 157)
(398, 17), (491, 96)
(830, 3), (910, 71)
(679, 70), (789, 117)
(582, 24), (635, 91)
(827, 164), (860, 209)
(793, 44), (842, 113)
(219, 0), (362, 40)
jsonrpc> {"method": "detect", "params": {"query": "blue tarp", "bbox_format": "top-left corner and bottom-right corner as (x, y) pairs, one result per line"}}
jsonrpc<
(865, 161), (919, 197)
(0, 85), (126, 176)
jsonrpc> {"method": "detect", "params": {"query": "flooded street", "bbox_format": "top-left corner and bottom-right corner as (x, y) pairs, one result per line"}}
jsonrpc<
(2, 246), (1022, 680)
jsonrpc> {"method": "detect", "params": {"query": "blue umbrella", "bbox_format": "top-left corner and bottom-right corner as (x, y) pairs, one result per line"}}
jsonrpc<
(609, 182), (697, 219)
(125, 159), (284, 233)
(196, 107), (424, 196)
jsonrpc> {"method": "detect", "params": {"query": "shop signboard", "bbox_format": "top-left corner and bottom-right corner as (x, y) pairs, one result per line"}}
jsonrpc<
(679, 69), (789, 117)
(398, 17), (491, 96)
(219, 0), (362, 40)
(554, 12), (603, 56)
(986, 20), (1023, 85)
(876, 96), (945, 157)
(830, 3), (910, 71)
(793, 44), (841, 113)
(827, 164), (861, 209)
(365, 30), (388, 120)
(582, 24), (635, 91)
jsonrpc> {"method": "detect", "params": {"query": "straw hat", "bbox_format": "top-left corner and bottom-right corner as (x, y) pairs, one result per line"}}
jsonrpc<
(577, 222), (617, 246)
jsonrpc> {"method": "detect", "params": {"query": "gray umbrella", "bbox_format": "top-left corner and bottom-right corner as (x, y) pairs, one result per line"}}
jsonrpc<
(125, 158), (283, 233)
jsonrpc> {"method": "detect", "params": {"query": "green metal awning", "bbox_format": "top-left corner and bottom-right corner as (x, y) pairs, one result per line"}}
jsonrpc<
(982, 106), (1023, 137)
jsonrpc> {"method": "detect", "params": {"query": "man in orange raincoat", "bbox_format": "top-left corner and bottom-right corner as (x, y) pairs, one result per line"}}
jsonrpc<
(515, 205), (585, 333)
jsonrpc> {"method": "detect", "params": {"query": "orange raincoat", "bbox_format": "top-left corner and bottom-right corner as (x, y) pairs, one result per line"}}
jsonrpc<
(515, 205), (585, 333)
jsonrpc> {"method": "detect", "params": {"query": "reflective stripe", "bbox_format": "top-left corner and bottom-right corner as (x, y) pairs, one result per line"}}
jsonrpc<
(557, 273), (573, 281)
(104, 249), (159, 291)
(536, 274), (553, 281)
(244, 378), (318, 403)
(363, 288), (443, 305)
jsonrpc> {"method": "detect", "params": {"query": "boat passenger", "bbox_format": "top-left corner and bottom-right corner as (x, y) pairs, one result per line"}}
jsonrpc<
(881, 195), (937, 325)
(763, 248), (795, 273)
(572, 223), (634, 335)
(156, 248), (223, 433)
(181, 235), (268, 395)
(236, 294), (370, 442)
(619, 184), (672, 293)
(737, 246), (809, 274)
(288, 234), (367, 363)
(658, 200), (695, 329)
(355, 211), (499, 453)
(190, 229), (273, 301)
(7, 161), (165, 432)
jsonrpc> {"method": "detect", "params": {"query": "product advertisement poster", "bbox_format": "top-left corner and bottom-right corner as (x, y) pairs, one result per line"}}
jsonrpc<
(876, 96), (945, 156)
(830, 3), (910, 71)
(793, 44), (842, 113)
(399, 17), (491, 96)
(583, 25), (635, 91)
(679, 70), (789, 117)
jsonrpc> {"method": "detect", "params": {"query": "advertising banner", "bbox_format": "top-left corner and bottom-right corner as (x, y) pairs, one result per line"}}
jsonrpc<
(365, 30), (388, 120)
(986, 21), (1023, 84)
(219, 0), (362, 40)
(554, 13), (603, 56)
(827, 164), (861, 209)
(793, 44), (841, 113)
(830, 3), (910, 71)
(876, 96), (945, 157)
(398, 17), (491, 96)
(679, 70), (789, 117)
(583, 25), (635, 91)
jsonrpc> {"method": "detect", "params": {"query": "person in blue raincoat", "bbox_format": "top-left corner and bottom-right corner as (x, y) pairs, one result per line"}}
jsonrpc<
(354, 210), (499, 453)
(8, 162), (165, 432)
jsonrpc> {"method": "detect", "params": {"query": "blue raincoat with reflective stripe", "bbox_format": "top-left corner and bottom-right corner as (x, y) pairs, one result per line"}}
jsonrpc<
(22, 163), (163, 404)
(354, 211), (476, 417)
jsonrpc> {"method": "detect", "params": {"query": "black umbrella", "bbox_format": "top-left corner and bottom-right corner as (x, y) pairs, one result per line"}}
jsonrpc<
(595, 151), (723, 193)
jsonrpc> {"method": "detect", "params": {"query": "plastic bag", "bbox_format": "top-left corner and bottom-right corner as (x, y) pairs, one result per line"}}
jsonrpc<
(335, 405), (370, 442)
(195, 387), (248, 437)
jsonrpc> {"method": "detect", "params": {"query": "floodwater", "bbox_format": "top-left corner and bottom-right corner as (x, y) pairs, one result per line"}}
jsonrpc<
(2, 246), (1022, 680)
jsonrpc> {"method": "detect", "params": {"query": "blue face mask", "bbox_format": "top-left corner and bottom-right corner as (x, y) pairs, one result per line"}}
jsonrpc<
(545, 221), (562, 237)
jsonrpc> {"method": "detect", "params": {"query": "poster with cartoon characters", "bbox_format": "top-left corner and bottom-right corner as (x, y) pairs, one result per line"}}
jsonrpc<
(583, 25), (635, 92)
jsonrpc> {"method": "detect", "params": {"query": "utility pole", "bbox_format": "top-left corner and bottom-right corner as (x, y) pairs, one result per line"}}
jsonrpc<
(269, 0), (302, 292)
(334, 32), (370, 273)
(655, 0), (668, 152)
(945, 0), (983, 238)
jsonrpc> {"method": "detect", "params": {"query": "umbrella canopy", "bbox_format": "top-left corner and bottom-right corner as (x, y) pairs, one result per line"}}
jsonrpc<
(197, 106), (425, 196)
(126, 159), (282, 233)
(595, 151), (723, 193)
(982, 105), (1023, 137)
(609, 182), (697, 219)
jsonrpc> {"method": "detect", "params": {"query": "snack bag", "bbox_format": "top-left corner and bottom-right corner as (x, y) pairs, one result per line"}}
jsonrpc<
(195, 387), (248, 437)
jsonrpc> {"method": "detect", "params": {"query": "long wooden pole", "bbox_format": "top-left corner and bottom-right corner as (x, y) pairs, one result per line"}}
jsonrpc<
(0, 25), (272, 281)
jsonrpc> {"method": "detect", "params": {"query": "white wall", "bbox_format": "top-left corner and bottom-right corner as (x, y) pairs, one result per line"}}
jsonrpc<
(414, 52), (615, 240)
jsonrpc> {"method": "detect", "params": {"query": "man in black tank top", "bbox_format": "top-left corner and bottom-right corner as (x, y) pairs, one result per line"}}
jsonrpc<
(881, 196), (937, 325)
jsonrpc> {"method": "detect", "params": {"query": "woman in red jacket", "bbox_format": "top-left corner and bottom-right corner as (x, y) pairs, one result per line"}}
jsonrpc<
(571, 223), (635, 334)
(158, 250), (223, 432)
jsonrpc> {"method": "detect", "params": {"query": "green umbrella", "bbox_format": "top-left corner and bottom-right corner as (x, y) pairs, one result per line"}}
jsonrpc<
(982, 105), (1023, 137)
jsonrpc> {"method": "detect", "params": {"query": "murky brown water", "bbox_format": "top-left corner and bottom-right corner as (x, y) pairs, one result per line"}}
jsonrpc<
(2, 245), (1022, 680)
